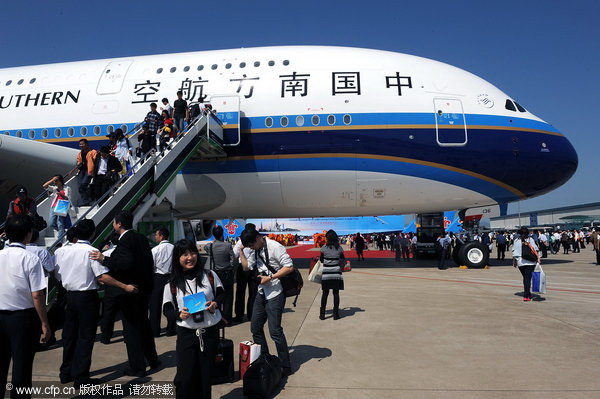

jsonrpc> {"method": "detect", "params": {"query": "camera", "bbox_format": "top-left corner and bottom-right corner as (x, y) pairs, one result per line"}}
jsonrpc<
(192, 311), (204, 323)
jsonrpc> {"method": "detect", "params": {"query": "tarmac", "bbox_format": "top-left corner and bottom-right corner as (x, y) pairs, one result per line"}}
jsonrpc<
(27, 245), (600, 398)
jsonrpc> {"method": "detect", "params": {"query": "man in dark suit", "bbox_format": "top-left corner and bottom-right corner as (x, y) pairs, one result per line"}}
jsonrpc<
(92, 145), (122, 202)
(90, 211), (159, 377)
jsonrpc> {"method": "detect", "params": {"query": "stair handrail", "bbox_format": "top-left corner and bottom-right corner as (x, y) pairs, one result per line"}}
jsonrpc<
(46, 115), (207, 252)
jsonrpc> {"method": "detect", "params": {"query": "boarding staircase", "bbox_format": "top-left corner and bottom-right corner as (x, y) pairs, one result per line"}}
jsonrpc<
(31, 114), (226, 304)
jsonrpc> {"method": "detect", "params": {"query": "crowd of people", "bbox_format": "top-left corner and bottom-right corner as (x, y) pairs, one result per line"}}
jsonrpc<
(0, 212), (309, 399)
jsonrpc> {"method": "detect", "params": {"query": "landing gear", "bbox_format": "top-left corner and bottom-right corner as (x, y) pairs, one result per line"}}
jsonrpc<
(454, 241), (489, 269)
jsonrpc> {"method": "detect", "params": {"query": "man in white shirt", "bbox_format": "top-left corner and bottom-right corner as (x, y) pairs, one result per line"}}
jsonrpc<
(55, 219), (137, 387)
(437, 233), (452, 270)
(26, 229), (55, 274)
(149, 227), (175, 337)
(538, 231), (549, 258)
(0, 215), (51, 398)
(239, 228), (294, 377)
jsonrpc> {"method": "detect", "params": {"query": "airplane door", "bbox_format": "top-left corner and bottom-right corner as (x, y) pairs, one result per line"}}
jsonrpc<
(96, 60), (133, 95)
(209, 95), (240, 146)
(434, 98), (468, 146)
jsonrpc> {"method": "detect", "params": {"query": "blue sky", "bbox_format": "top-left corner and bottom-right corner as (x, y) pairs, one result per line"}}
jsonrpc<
(1, 0), (598, 214)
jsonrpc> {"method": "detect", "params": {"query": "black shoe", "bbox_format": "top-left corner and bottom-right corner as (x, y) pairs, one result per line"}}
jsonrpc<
(74, 378), (102, 388)
(124, 368), (146, 378)
(319, 307), (325, 320)
(282, 368), (293, 378)
(60, 374), (73, 384)
(165, 331), (177, 337)
(333, 308), (340, 320)
(438, 267), (447, 270)
(232, 316), (244, 323)
(100, 339), (111, 345)
(149, 359), (161, 370)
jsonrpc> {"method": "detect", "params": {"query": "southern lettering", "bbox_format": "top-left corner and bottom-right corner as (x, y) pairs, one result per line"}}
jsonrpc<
(0, 90), (80, 110)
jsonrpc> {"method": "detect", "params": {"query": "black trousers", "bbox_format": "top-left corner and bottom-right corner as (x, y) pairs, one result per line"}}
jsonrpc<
(100, 286), (119, 343)
(93, 175), (113, 201)
(0, 308), (39, 399)
(596, 249), (600, 265)
(174, 326), (218, 399)
(60, 291), (100, 382)
(519, 264), (536, 299)
(321, 289), (340, 309)
(234, 264), (257, 320)
(111, 291), (158, 372)
(150, 273), (175, 337)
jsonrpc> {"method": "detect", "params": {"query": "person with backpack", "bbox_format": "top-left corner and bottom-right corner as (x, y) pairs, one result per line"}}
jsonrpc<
(319, 230), (345, 320)
(512, 227), (540, 302)
(239, 228), (294, 378)
(6, 186), (38, 218)
(203, 225), (235, 323)
(162, 239), (224, 399)
(436, 233), (451, 270)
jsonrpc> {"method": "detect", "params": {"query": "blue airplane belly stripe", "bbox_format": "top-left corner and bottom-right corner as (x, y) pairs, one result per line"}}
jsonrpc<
(181, 156), (520, 204)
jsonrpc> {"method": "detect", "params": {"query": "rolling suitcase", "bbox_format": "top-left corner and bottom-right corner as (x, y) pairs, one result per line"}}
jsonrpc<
(211, 327), (235, 384)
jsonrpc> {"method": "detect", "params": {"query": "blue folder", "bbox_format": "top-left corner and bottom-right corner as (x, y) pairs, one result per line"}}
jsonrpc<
(183, 292), (208, 314)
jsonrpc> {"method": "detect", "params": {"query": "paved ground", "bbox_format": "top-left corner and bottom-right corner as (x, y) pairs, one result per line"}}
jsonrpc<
(27, 246), (600, 398)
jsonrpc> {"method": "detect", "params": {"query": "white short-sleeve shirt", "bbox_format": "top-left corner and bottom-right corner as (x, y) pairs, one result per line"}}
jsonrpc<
(162, 270), (223, 329)
(0, 243), (47, 310)
(54, 240), (109, 291)
(246, 238), (293, 300)
(512, 237), (540, 267)
(26, 244), (55, 273)
(152, 241), (174, 275)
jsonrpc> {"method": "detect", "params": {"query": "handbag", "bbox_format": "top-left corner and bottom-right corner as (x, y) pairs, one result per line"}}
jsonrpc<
(257, 241), (303, 306)
(521, 239), (539, 262)
(308, 260), (323, 283)
(53, 199), (70, 217)
(531, 264), (547, 294)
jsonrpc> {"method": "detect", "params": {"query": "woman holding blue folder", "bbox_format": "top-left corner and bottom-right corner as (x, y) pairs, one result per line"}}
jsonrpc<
(162, 239), (224, 399)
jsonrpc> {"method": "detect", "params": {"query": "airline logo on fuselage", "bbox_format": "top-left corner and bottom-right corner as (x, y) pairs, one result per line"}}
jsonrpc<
(0, 90), (80, 110)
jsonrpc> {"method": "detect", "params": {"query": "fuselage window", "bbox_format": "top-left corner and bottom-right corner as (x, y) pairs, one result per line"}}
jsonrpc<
(67, 127), (75, 137)
(17, 79), (24, 85)
(514, 101), (526, 112)
(28, 130), (36, 139)
(343, 114), (352, 125)
(5, 80), (11, 86)
(183, 66), (190, 72)
(170, 67), (176, 73)
(283, 60), (290, 66)
(268, 61), (275, 66)
(41, 129), (48, 138)
(296, 115), (304, 127)
(80, 126), (88, 136)
(107, 125), (114, 134)
(225, 63), (232, 69)
(254, 61), (260, 67)
(327, 115), (336, 125)
(197, 65), (204, 71)
(16, 130), (22, 138)
(54, 128), (62, 138)
(121, 124), (128, 133)
(265, 117), (274, 128)
(240, 62), (246, 68)
(3, 131), (9, 135)
(211, 64), (218, 70)
(157, 68), (163, 74)
(93, 126), (101, 135)
(280, 116), (289, 127)
(505, 99), (517, 112)
(29, 78), (36, 84)
(312, 115), (320, 126)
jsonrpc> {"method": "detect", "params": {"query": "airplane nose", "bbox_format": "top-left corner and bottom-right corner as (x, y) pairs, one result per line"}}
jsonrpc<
(524, 129), (578, 198)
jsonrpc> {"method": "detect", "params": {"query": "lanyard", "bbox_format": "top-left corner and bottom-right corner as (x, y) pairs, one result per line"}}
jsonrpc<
(185, 279), (198, 295)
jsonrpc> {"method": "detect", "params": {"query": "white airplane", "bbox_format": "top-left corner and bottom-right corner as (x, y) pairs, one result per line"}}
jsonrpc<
(0, 46), (578, 234)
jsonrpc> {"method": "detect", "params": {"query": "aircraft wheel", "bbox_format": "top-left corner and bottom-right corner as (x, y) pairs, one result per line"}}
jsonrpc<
(458, 241), (489, 269)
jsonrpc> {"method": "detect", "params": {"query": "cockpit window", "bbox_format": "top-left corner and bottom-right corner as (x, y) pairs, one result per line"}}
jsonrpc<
(514, 101), (526, 112)
(505, 99), (516, 112)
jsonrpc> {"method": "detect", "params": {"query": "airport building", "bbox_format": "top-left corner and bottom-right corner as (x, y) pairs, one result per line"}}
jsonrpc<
(490, 201), (600, 230)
